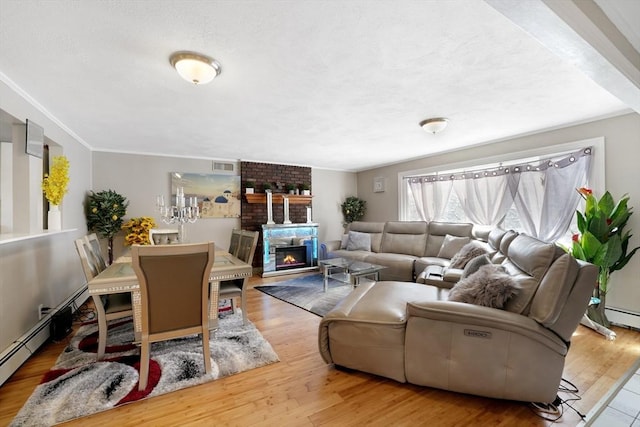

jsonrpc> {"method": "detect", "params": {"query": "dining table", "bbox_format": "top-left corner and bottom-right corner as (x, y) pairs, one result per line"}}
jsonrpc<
(87, 246), (253, 360)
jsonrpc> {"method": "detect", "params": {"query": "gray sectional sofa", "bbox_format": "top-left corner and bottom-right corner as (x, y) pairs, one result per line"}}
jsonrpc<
(318, 221), (599, 403)
(321, 220), (495, 283)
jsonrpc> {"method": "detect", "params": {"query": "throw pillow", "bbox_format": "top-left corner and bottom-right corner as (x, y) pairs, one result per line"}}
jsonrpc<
(449, 242), (488, 269)
(340, 234), (349, 249)
(437, 234), (471, 259)
(346, 231), (371, 251)
(461, 254), (491, 279)
(448, 264), (517, 309)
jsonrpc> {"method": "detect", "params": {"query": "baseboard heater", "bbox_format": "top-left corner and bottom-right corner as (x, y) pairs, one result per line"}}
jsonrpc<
(0, 285), (88, 387)
(606, 306), (640, 330)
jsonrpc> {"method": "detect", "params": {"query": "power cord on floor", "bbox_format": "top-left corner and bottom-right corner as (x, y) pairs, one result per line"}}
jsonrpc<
(72, 300), (96, 323)
(529, 378), (586, 423)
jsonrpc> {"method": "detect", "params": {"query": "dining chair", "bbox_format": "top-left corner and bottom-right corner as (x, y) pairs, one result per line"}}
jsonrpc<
(149, 228), (180, 245)
(219, 230), (259, 325)
(228, 228), (242, 257)
(74, 238), (133, 360)
(85, 233), (108, 270)
(132, 242), (215, 391)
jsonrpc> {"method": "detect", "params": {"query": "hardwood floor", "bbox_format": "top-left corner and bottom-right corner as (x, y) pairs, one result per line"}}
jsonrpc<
(1, 273), (640, 426)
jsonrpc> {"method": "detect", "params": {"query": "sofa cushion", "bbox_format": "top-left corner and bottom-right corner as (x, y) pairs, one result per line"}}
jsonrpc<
(346, 231), (371, 251)
(461, 254), (491, 279)
(501, 235), (557, 315)
(425, 222), (474, 256)
(448, 264), (517, 309)
(364, 253), (417, 282)
(449, 242), (488, 269)
(380, 221), (428, 257)
(437, 234), (471, 259)
(348, 221), (385, 252)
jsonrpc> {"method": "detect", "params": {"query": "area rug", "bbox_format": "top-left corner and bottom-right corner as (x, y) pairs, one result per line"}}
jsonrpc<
(255, 273), (354, 317)
(10, 310), (279, 427)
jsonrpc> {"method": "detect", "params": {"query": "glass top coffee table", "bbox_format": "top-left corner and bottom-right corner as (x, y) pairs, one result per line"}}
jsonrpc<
(319, 257), (386, 292)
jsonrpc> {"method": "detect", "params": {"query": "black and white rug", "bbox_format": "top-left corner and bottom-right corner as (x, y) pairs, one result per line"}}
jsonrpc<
(10, 310), (278, 427)
(255, 274), (354, 317)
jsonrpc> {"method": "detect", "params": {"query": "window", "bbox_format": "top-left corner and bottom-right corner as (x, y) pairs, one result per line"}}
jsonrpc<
(399, 138), (605, 243)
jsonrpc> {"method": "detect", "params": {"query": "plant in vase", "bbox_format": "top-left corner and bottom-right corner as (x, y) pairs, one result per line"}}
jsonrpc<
(122, 216), (156, 246)
(341, 196), (366, 228)
(300, 183), (311, 195)
(245, 181), (255, 194)
(263, 182), (272, 193)
(566, 187), (639, 327)
(285, 183), (296, 194)
(86, 190), (129, 264)
(41, 155), (70, 230)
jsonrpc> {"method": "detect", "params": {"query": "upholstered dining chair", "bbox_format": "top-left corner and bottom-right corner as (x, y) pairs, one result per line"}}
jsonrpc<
(149, 228), (180, 245)
(74, 238), (133, 360)
(132, 242), (215, 391)
(228, 228), (242, 257)
(85, 233), (108, 270)
(219, 230), (259, 325)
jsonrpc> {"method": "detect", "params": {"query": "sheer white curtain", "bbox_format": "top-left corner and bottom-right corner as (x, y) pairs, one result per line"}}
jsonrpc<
(453, 173), (518, 226)
(408, 177), (453, 221)
(513, 149), (592, 242)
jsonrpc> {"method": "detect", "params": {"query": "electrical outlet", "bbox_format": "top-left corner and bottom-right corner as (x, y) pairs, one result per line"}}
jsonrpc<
(38, 304), (44, 320)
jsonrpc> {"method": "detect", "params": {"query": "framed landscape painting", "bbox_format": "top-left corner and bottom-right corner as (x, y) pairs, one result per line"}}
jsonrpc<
(170, 172), (241, 218)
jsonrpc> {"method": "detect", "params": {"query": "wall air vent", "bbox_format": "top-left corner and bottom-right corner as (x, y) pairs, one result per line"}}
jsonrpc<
(212, 161), (235, 173)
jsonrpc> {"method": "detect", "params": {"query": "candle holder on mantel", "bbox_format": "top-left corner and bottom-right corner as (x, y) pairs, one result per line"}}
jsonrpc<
(155, 187), (199, 242)
(266, 190), (275, 225)
(283, 196), (292, 224)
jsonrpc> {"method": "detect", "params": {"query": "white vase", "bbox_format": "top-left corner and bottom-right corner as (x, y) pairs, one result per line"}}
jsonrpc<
(48, 205), (62, 230)
(246, 188), (254, 194)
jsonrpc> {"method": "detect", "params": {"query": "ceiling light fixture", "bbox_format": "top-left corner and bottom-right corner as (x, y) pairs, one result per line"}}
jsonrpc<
(419, 117), (449, 134)
(169, 51), (221, 85)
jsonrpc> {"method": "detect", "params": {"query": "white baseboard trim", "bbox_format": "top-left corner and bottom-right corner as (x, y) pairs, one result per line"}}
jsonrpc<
(0, 286), (88, 386)
(606, 306), (640, 330)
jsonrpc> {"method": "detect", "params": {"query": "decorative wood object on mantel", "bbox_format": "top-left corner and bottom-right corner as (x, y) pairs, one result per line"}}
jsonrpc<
(245, 194), (312, 204)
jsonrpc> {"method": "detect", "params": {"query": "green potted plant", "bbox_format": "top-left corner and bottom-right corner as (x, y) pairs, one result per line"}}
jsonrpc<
(245, 181), (255, 194)
(285, 183), (296, 194)
(566, 187), (639, 327)
(341, 196), (366, 228)
(263, 182), (272, 193)
(86, 190), (129, 264)
(300, 183), (311, 196)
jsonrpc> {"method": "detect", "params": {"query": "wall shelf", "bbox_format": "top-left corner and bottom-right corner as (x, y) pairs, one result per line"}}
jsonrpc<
(245, 193), (312, 204)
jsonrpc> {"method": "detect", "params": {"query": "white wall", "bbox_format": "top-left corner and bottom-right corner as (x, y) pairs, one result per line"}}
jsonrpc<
(356, 112), (640, 322)
(0, 81), (92, 355)
(92, 153), (357, 260)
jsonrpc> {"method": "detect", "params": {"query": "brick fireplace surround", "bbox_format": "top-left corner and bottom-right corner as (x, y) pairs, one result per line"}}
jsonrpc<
(240, 161), (312, 272)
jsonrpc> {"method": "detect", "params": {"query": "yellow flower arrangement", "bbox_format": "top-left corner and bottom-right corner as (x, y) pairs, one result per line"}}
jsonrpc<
(122, 216), (156, 246)
(42, 155), (70, 206)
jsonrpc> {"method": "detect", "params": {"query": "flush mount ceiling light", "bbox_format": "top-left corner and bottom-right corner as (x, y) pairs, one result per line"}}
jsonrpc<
(419, 117), (449, 134)
(169, 51), (221, 85)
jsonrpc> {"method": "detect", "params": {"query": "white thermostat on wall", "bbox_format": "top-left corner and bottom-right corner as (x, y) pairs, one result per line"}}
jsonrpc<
(373, 177), (385, 193)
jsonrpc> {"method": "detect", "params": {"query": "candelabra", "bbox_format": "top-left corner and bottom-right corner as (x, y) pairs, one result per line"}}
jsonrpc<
(155, 187), (199, 242)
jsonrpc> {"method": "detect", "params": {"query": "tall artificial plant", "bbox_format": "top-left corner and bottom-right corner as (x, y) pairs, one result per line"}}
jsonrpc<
(341, 196), (366, 228)
(86, 190), (129, 264)
(567, 188), (639, 327)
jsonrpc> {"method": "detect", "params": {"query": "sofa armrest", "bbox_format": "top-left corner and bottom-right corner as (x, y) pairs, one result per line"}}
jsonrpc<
(320, 240), (341, 260)
(406, 300), (567, 354)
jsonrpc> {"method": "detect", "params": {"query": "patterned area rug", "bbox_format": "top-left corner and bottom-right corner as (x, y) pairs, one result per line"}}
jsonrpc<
(255, 273), (354, 317)
(10, 310), (278, 427)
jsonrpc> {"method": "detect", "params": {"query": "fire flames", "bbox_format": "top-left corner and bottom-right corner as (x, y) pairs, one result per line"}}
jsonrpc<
(283, 255), (297, 264)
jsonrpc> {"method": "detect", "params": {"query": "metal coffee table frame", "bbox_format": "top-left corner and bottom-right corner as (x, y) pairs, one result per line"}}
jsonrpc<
(319, 257), (386, 292)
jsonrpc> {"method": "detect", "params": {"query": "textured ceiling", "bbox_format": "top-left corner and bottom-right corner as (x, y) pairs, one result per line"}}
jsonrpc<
(0, 0), (637, 171)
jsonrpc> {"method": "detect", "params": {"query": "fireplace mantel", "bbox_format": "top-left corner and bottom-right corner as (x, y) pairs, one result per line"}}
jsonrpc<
(245, 194), (312, 204)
